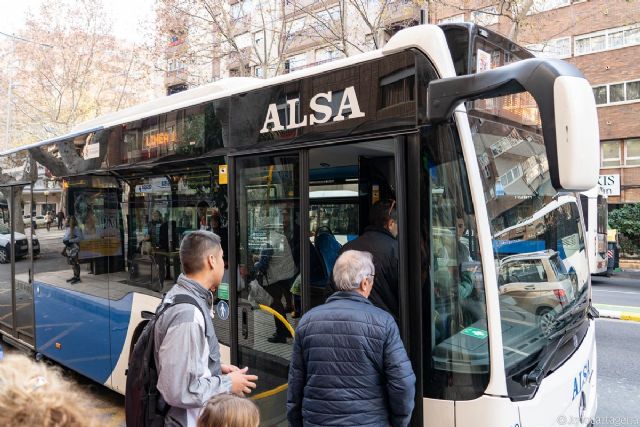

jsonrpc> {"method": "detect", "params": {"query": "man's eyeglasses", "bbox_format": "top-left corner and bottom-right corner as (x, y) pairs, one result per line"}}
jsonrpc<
(388, 200), (396, 217)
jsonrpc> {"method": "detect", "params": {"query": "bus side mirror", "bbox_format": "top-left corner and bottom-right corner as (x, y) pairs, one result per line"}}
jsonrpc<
(427, 58), (599, 192)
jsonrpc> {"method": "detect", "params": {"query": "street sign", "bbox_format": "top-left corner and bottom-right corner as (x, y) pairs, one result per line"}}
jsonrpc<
(598, 174), (620, 196)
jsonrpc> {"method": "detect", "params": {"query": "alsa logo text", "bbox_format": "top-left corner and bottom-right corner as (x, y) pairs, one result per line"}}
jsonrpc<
(259, 86), (365, 134)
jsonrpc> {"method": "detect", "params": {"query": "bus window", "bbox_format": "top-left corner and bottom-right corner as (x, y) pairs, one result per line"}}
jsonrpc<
(307, 140), (396, 315)
(420, 126), (489, 400)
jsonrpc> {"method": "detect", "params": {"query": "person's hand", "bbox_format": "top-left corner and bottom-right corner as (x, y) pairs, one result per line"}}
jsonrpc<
(228, 367), (258, 396)
(221, 364), (239, 374)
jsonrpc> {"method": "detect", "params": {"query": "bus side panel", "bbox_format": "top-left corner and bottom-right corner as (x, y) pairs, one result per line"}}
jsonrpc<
(106, 292), (232, 394)
(423, 398), (454, 426)
(518, 321), (597, 427)
(455, 395), (520, 427)
(107, 292), (167, 393)
(34, 282), (112, 385)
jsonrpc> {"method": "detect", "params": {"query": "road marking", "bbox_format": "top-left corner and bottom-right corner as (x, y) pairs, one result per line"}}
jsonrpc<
(593, 289), (640, 295)
(595, 303), (640, 312)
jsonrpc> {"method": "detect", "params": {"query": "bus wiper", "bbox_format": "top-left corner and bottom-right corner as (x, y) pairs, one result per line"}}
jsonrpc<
(553, 296), (589, 326)
(522, 316), (585, 387)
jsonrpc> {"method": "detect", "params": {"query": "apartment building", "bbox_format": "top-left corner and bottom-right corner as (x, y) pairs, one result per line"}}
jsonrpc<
(162, 0), (422, 90)
(432, 0), (640, 206)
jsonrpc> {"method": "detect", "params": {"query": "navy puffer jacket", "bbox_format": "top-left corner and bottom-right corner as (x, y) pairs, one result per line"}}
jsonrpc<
(287, 292), (416, 427)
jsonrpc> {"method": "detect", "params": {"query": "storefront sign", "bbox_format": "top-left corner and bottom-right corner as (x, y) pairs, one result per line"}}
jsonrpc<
(598, 174), (620, 196)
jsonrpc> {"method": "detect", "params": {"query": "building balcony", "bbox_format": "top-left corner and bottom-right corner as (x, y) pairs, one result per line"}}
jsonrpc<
(382, 0), (421, 27)
(164, 68), (190, 87)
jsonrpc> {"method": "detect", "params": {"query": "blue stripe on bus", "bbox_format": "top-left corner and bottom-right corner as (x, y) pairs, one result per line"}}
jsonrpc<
(493, 239), (545, 254)
(493, 239), (569, 258)
(34, 282), (133, 385)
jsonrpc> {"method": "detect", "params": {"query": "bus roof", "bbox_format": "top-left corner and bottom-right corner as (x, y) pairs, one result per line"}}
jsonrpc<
(1, 25), (457, 157)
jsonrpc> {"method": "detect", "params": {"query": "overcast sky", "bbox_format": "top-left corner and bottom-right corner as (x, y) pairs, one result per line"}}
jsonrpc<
(2, 0), (156, 43)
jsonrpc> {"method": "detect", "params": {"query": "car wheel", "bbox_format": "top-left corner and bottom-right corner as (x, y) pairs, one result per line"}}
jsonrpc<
(0, 247), (8, 264)
(537, 307), (556, 337)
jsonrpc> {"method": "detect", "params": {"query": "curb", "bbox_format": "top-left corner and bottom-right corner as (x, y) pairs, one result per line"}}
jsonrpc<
(597, 308), (640, 322)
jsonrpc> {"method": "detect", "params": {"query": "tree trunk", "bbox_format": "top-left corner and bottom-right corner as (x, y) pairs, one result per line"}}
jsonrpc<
(0, 187), (26, 235)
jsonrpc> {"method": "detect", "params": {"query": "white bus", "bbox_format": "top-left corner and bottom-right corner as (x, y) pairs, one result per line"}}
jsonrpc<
(0, 23), (599, 426)
(580, 187), (608, 275)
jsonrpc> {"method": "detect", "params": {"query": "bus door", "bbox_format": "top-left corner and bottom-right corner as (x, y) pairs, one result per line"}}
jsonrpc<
(233, 152), (301, 426)
(231, 138), (406, 426)
(0, 183), (36, 348)
(305, 139), (402, 314)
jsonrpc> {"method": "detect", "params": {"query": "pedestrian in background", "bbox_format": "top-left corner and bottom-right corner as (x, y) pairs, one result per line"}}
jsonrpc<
(63, 216), (83, 284)
(287, 250), (416, 427)
(0, 353), (96, 427)
(197, 393), (259, 427)
(57, 210), (66, 230)
(339, 199), (400, 320)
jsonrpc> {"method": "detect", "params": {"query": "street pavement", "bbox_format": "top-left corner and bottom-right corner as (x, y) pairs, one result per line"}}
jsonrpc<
(592, 272), (640, 421)
(594, 319), (640, 421)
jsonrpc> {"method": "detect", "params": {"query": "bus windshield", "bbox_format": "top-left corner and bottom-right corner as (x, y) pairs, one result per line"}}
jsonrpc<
(465, 34), (591, 396)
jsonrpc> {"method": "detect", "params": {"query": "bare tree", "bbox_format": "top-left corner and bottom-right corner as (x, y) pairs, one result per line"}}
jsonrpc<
(155, 0), (296, 80)
(429, 0), (605, 44)
(286, 0), (417, 58)
(3, 0), (155, 148)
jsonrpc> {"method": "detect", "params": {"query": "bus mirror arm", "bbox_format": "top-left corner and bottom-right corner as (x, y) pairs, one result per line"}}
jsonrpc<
(426, 58), (582, 123)
(426, 57), (599, 192)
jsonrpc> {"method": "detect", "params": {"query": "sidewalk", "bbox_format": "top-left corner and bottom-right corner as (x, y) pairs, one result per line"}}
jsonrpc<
(610, 268), (640, 280)
(595, 303), (640, 322)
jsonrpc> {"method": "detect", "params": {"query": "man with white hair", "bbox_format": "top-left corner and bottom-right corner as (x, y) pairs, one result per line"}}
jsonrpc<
(287, 250), (416, 427)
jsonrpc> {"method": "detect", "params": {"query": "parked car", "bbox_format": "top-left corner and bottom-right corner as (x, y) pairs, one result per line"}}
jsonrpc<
(498, 250), (577, 336)
(0, 224), (40, 263)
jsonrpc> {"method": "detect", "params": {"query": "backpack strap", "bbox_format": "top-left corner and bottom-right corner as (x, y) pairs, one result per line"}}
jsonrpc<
(157, 294), (209, 335)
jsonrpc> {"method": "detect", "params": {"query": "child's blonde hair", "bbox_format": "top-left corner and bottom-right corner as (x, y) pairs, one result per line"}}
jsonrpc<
(197, 393), (260, 427)
(0, 354), (96, 427)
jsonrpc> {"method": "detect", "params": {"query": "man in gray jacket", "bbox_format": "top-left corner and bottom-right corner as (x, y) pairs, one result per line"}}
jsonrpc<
(154, 230), (258, 426)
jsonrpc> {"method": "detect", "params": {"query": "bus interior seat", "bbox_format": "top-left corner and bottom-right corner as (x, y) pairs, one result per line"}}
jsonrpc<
(314, 226), (342, 278)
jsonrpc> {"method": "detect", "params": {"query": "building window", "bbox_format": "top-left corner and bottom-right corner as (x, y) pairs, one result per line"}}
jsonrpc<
(625, 139), (640, 166)
(254, 32), (264, 50)
(575, 24), (640, 56)
(525, 37), (571, 59)
(312, 6), (340, 31)
(315, 47), (341, 64)
(528, 0), (571, 14)
(286, 53), (306, 72)
(287, 18), (305, 39)
(254, 66), (264, 78)
(601, 141), (621, 167)
(230, 0), (253, 20)
(236, 32), (251, 49)
(627, 81), (640, 101)
(593, 86), (607, 105)
(438, 14), (465, 24)
(593, 79), (640, 106)
(470, 6), (499, 26)
(499, 164), (523, 187)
